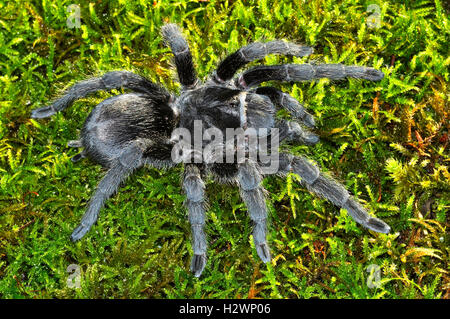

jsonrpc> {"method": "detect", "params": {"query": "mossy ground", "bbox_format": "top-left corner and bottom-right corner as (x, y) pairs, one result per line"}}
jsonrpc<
(0, 0), (448, 298)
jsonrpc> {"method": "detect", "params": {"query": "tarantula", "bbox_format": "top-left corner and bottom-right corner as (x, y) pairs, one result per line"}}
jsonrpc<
(31, 23), (390, 277)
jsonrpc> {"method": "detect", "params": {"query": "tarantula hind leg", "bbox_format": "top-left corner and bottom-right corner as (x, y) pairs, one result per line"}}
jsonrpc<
(183, 164), (208, 277)
(277, 153), (390, 234)
(70, 142), (143, 241)
(238, 160), (271, 263)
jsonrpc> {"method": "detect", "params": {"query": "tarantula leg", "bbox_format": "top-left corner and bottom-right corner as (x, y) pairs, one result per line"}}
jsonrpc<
(67, 140), (85, 162)
(31, 71), (170, 119)
(161, 23), (198, 89)
(215, 40), (313, 82)
(71, 151), (86, 163)
(183, 164), (208, 277)
(276, 119), (319, 145)
(237, 64), (384, 88)
(238, 160), (271, 263)
(67, 140), (82, 148)
(275, 153), (390, 234)
(254, 86), (315, 128)
(70, 143), (143, 241)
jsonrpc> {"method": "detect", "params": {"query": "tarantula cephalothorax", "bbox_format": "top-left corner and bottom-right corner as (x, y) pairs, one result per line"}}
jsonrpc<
(31, 24), (390, 277)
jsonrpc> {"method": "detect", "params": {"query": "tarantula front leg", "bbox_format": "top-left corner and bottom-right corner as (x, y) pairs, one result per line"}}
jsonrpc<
(237, 64), (384, 88)
(70, 142), (144, 241)
(31, 71), (170, 118)
(183, 164), (208, 277)
(214, 40), (313, 82)
(254, 86), (315, 128)
(275, 153), (390, 234)
(238, 160), (271, 263)
(161, 24), (198, 89)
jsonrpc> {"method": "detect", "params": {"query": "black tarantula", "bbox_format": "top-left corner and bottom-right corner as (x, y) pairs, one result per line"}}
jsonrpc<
(31, 23), (390, 277)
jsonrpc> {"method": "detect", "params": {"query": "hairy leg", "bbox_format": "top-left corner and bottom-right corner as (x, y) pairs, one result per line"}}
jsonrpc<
(70, 151), (86, 163)
(214, 40), (313, 82)
(31, 71), (170, 118)
(161, 23), (198, 89)
(70, 142), (144, 241)
(276, 119), (319, 145)
(254, 86), (315, 128)
(183, 164), (208, 277)
(238, 160), (271, 263)
(67, 140), (82, 148)
(273, 153), (390, 233)
(67, 140), (86, 162)
(237, 64), (384, 88)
